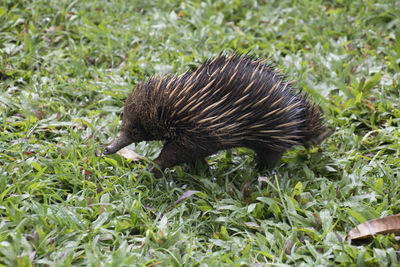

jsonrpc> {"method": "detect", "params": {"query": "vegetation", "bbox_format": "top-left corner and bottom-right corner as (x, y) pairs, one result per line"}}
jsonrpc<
(1, 0), (399, 265)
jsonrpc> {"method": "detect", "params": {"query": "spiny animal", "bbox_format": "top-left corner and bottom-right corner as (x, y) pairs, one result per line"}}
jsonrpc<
(104, 53), (331, 177)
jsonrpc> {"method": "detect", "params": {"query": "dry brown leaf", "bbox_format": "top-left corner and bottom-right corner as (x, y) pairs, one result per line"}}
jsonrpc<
(96, 183), (103, 194)
(174, 190), (199, 206)
(116, 147), (144, 161)
(285, 239), (293, 255)
(347, 213), (400, 243)
(79, 167), (92, 177)
(242, 181), (252, 204)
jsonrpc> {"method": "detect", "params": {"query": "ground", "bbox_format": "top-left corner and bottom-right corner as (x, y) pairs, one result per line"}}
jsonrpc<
(1, 0), (400, 266)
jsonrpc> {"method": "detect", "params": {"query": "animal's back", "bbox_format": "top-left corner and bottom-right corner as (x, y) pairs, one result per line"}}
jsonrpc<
(151, 54), (310, 151)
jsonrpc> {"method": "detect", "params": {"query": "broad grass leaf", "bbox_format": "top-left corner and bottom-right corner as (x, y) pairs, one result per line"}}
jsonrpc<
(363, 72), (381, 92)
(244, 222), (260, 229)
(375, 178), (383, 193)
(0, 185), (15, 201)
(104, 157), (118, 168)
(292, 181), (302, 197)
(347, 208), (367, 223)
(92, 213), (110, 229)
(0, 6), (6, 17)
(31, 161), (42, 172)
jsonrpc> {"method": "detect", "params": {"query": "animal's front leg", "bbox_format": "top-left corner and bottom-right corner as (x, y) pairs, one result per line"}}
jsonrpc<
(254, 148), (285, 170)
(149, 140), (213, 178)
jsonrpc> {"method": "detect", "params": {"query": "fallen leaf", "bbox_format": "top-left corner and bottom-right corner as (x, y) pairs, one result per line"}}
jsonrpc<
(34, 110), (47, 120)
(24, 21), (28, 34)
(33, 110), (46, 120)
(116, 147), (144, 161)
(285, 239), (293, 255)
(242, 181), (252, 204)
(73, 255), (85, 261)
(347, 213), (400, 243)
(174, 190), (199, 206)
(97, 183), (103, 194)
(79, 167), (92, 177)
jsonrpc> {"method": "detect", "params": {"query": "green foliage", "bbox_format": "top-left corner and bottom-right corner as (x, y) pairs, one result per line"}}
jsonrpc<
(1, 0), (399, 265)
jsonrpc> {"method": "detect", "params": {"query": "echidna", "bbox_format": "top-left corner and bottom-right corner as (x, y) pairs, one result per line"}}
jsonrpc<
(104, 54), (330, 177)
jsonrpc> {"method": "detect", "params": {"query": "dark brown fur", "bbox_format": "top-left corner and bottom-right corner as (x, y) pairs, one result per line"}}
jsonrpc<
(104, 54), (330, 177)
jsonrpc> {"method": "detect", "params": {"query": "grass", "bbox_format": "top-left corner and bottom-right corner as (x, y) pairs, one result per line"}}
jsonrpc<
(1, 0), (400, 265)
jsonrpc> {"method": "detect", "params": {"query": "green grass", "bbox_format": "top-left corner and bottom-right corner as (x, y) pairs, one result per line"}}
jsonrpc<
(1, 0), (400, 265)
